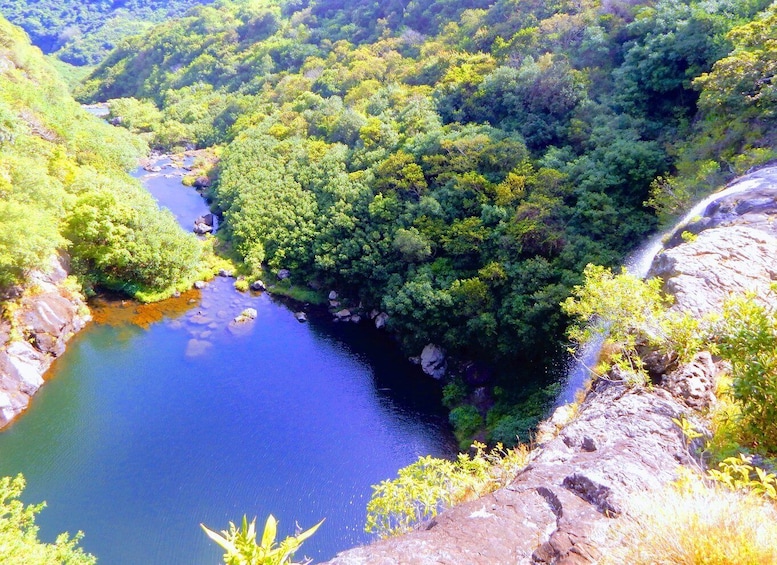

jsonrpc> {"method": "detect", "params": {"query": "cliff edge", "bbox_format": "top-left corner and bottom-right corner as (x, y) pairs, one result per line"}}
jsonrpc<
(325, 166), (777, 564)
(0, 257), (91, 428)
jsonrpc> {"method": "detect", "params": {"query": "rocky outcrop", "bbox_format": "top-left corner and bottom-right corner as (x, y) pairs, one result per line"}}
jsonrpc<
(649, 225), (777, 318)
(650, 166), (777, 318)
(325, 167), (777, 564)
(0, 257), (90, 428)
(326, 379), (708, 565)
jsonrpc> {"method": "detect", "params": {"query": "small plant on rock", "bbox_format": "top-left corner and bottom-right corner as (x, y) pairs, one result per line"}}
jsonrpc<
(201, 514), (323, 565)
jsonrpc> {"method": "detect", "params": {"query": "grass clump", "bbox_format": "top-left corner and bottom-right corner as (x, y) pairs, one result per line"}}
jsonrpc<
(603, 475), (777, 565)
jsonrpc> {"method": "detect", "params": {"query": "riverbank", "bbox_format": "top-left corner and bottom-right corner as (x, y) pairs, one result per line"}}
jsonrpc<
(0, 256), (90, 429)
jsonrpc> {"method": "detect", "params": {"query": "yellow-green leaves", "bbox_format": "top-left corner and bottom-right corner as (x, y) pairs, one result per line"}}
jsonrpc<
(365, 442), (529, 538)
(201, 514), (323, 565)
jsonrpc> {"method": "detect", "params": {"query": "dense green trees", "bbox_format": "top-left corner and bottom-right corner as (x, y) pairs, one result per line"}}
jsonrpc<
(0, 15), (202, 299)
(73, 0), (777, 442)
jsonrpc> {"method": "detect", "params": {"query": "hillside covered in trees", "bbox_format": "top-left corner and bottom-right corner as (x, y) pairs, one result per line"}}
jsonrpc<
(0, 14), (203, 300)
(0, 0), (214, 64)
(73, 0), (777, 443)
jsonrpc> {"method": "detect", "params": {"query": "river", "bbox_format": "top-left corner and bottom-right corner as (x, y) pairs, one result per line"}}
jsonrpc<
(0, 160), (457, 563)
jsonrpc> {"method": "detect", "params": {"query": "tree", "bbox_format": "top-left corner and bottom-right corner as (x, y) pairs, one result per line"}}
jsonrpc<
(0, 474), (95, 565)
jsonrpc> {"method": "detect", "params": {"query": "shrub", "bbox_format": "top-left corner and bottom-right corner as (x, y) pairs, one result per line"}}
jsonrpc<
(715, 292), (777, 454)
(365, 442), (529, 538)
(449, 405), (484, 448)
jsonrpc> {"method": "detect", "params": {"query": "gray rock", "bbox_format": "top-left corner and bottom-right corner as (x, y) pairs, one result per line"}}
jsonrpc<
(218, 269), (234, 278)
(277, 269), (291, 280)
(295, 312), (308, 323)
(334, 309), (351, 320)
(193, 176), (211, 188)
(250, 280), (266, 291)
(420, 344), (446, 379)
(349, 315), (362, 324)
(236, 308), (257, 321)
(661, 351), (718, 410)
(374, 312), (389, 329)
(328, 290), (338, 300)
(0, 256), (90, 429)
(649, 225), (777, 319)
(193, 281), (207, 289)
(324, 378), (701, 565)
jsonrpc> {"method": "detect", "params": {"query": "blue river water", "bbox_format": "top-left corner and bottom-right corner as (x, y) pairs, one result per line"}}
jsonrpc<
(0, 162), (456, 563)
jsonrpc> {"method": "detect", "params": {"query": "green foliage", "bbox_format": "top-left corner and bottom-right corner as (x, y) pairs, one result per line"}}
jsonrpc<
(448, 405), (484, 448)
(562, 264), (671, 382)
(708, 454), (777, 500)
(715, 292), (777, 454)
(0, 0), (210, 65)
(202, 514), (323, 565)
(365, 442), (529, 538)
(0, 474), (95, 564)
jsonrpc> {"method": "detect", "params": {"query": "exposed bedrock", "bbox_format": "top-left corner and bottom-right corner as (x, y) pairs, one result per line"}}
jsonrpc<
(0, 257), (90, 428)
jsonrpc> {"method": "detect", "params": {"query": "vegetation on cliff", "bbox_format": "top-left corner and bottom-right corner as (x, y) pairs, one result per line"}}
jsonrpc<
(563, 264), (777, 564)
(0, 15), (203, 300)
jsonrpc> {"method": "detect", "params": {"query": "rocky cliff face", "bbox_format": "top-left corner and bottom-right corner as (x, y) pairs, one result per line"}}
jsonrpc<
(0, 257), (90, 428)
(325, 166), (777, 564)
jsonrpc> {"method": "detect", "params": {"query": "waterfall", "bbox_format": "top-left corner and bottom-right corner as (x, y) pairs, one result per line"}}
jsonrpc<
(554, 166), (777, 406)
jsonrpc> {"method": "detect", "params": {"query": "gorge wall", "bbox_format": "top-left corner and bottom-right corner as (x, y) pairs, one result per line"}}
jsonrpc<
(0, 257), (90, 428)
(325, 165), (777, 564)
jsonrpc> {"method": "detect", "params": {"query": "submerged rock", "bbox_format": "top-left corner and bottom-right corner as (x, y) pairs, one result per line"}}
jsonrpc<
(185, 339), (212, 358)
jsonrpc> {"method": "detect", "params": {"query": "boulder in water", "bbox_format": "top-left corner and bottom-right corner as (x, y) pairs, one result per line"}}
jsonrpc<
(420, 344), (446, 379)
(374, 312), (389, 329)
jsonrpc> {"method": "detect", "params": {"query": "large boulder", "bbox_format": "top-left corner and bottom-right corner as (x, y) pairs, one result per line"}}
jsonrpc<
(374, 312), (389, 329)
(649, 225), (777, 318)
(420, 344), (446, 379)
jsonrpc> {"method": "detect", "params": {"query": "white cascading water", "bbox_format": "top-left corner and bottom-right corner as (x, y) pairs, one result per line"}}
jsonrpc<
(554, 166), (777, 406)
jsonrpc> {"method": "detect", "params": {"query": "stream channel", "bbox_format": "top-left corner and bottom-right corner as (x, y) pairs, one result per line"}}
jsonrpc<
(0, 160), (457, 563)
